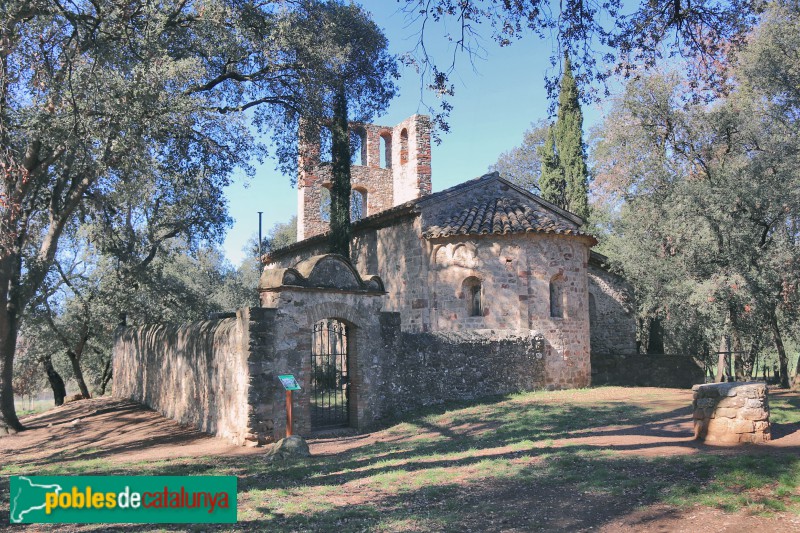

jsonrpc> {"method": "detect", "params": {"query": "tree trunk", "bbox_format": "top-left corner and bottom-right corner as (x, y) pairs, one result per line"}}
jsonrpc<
(716, 333), (730, 383)
(769, 309), (790, 389)
(742, 339), (759, 380)
(98, 357), (112, 396)
(67, 350), (91, 399)
(0, 303), (23, 433)
(42, 354), (67, 406)
(733, 330), (746, 381)
(328, 83), (352, 259)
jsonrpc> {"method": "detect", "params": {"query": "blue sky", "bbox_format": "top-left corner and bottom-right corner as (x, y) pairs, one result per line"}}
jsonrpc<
(222, 2), (610, 265)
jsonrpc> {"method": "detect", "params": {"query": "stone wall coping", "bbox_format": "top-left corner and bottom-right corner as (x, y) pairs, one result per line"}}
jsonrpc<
(259, 254), (385, 294)
(693, 381), (767, 396)
(264, 205), (418, 264)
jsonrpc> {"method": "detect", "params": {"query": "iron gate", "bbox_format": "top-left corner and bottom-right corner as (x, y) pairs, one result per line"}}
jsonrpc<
(310, 319), (349, 429)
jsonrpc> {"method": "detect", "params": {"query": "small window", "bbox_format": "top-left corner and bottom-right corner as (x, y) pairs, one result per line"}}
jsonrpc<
(320, 187), (331, 223)
(380, 132), (392, 168)
(550, 274), (565, 318)
(351, 127), (367, 166)
(351, 188), (366, 221)
(399, 128), (409, 165)
(463, 277), (482, 317)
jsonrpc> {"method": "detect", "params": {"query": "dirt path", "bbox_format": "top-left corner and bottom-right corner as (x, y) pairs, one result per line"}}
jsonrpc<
(1, 398), (261, 466)
(2, 388), (800, 532)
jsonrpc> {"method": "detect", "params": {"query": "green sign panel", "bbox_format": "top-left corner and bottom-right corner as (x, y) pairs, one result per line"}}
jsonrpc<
(9, 476), (237, 524)
(278, 374), (301, 391)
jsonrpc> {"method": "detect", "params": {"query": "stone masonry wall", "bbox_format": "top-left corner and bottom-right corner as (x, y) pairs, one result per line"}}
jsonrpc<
(373, 315), (547, 421)
(591, 353), (704, 388)
(692, 382), (771, 443)
(425, 232), (592, 389)
(393, 114), (432, 204)
(114, 311), (252, 445)
(258, 288), (387, 437)
(587, 263), (637, 356)
(250, 295), (549, 433)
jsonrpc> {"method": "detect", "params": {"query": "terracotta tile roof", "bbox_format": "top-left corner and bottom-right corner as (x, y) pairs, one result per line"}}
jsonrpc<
(422, 197), (590, 239)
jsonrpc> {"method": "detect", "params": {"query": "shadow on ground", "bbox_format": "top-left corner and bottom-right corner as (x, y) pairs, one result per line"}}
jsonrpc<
(1, 389), (799, 532)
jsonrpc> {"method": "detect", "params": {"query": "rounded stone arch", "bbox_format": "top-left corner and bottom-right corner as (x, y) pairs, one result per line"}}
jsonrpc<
(461, 276), (484, 317)
(452, 242), (478, 267)
(302, 301), (370, 430)
(350, 125), (368, 166)
(379, 129), (392, 168)
(303, 302), (369, 331)
(351, 185), (368, 220)
(549, 272), (566, 319)
(432, 243), (450, 266)
(399, 128), (409, 165)
(319, 183), (332, 223)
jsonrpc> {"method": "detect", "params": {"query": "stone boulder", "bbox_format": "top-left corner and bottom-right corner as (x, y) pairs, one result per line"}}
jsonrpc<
(63, 393), (86, 404)
(265, 435), (311, 461)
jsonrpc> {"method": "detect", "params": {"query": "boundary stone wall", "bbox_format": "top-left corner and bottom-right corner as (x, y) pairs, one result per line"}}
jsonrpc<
(113, 308), (274, 445)
(373, 319), (546, 421)
(591, 353), (704, 388)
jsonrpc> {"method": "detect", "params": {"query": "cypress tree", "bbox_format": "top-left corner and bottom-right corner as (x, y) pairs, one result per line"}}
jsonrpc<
(536, 124), (566, 207)
(554, 53), (590, 220)
(329, 83), (352, 259)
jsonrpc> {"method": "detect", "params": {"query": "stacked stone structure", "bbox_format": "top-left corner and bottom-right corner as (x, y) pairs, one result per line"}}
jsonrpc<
(692, 382), (771, 443)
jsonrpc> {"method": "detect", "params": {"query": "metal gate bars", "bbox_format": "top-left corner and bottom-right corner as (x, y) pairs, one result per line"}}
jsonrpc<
(310, 319), (349, 429)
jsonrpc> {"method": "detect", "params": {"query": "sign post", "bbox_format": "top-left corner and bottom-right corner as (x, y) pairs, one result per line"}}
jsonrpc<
(286, 390), (293, 436)
(278, 374), (301, 438)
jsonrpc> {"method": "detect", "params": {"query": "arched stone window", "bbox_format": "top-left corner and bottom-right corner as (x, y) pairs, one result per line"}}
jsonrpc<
(550, 274), (565, 318)
(463, 277), (482, 317)
(320, 187), (331, 223)
(399, 128), (409, 165)
(351, 126), (367, 166)
(380, 132), (392, 168)
(351, 188), (367, 221)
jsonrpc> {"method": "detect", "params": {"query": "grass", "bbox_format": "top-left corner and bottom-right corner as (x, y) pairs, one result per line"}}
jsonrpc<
(14, 398), (54, 417)
(769, 393), (800, 424)
(2, 386), (799, 531)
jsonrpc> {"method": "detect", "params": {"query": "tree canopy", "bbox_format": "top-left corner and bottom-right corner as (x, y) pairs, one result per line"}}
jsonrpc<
(400, 0), (762, 129)
(592, 1), (800, 384)
(0, 0), (398, 432)
(493, 56), (590, 219)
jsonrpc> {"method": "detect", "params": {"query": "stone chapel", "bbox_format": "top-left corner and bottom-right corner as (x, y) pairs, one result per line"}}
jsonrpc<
(264, 114), (637, 391)
(114, 114), (644, 444)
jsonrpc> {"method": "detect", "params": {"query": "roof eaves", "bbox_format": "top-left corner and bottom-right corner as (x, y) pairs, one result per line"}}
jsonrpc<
(265, 202), (418, 263)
